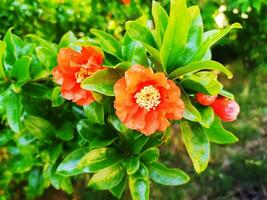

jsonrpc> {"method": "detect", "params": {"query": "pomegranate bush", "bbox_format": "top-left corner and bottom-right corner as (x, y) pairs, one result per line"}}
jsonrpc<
(0, 0), (241, 199)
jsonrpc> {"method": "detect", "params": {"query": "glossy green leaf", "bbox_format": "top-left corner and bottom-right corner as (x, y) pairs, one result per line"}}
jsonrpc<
(126, 21), (157, 48)
(220, 89), (235, 100)
(122, 33), (148, 65)
(205, 116), (238, 144)
(192, 23), (242, 61)
(129, 164), (150, 200)
(58, 31), (77, 49)
(4, 28), (17, 67)
(196, 105), (214, 128)
(180, 72), (223, 95)
(77, 119), (116, 148)
(0, 41), (7, 79)
(161, 0), (189, 72)
(181, 120), (210, 173)
(180, 88), (201, 122)
(81, 68), (123, 96)
(152, 1), (168, 48)
(5, 92), (22, 133)
(91, 29), (122, 60)
(78, 147), (121, 173)
(11, 56), (31, 86)
(51, 87), (65, 107)
(27, 34), (57, 53)
(36, 46), (57, 70)
(88, 163), (125, 190)
(10, 157), (36, 174)
(108, 114), (128, 133)
(22, 83), (49, 98)
(148, 162), (190, 186)
(176, 6), (203, 66)
(24, 115), (55, 139)
(56, 121), (74, 141)
(140, 147), (159, 164)
(124, 155), (140, 175)
(169, 60), (233, 79)
(84, 102), (104, 125)
(109, 175), (127, 199)
(56, 147), (91, 176)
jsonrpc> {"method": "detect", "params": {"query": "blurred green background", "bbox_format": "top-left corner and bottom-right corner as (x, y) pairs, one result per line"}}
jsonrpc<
(0, 0), (266, 199)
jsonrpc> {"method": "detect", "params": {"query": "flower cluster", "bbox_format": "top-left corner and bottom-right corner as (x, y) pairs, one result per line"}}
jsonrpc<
(52, 46), (240, 135)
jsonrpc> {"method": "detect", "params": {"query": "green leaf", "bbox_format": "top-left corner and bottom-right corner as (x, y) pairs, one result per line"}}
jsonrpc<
(56, 121), (74, 141)
(56, 147), (91, 176)
(22, 83), (49, 98)
(24, 115), (55, 139)
(176, 6), (203, 66)
(27, 34), (57, 53)
(108, 114), (128, 133)
(11, 56), (31, 86)
(77, 119), (116, 148)
(10, 157), (36, 174)
(124, 155), (140, 175)
(58, 31), (77, 49)
(192, 23), (242, 61)
(220, 89), (234, 100)
(152, 1), (168, 48)
(83, 102), (104, 125)
(78, 147), (121, 173)
(180, 72), (223, 95)
(109, 175), (127, 199)
(160, 0), (190, 72)
(36, 46), (57, 70)
(88, 162), (125, 190)
(81, 68), (123, 96)
(5, 92), (22, 133)
(4, 28), (17, 67)
(169, 60), (233, 80)
(148, 162), (190, 186)
(180, 120), (210, 173)
(122, 33), (148, 65)
(180, 88), (201, 122)
(129, 164), (150, 200)
(140, 147), (159, 164)
(0, 41), (7, 79)
(205, 116), (238, 144)
(126, 21), (157, 48)
(51, 87), (65, 107)
(91, 29), (122, 60)
(196, 105), (214, 128)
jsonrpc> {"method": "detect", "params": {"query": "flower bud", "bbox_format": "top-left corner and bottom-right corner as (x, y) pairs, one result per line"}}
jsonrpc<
(211, 97), (240, 122)
(195, 92), (217, 106)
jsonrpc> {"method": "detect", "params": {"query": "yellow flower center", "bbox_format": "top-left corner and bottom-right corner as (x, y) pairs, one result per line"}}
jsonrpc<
(75, 68), (91, 83)
(134, 85), (161, 111)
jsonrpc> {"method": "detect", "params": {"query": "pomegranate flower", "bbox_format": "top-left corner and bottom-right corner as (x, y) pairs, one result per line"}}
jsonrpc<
(114, 65), (184, 135)
(211, 97), (240, 122)
(195, 92), (217, 106)
(52, 46), (105, 106)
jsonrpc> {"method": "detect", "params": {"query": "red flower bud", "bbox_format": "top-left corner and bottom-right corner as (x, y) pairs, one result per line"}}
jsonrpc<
(211, 97), (240, 122)
(195, 92), (217, 106)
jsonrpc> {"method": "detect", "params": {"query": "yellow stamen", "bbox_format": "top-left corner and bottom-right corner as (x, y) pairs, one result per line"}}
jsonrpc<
(134, 85), (161, 111)
(75, 68), (91, 83)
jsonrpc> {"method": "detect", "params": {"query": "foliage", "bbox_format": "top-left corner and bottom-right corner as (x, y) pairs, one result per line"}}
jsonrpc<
(0, 0), (251, 200)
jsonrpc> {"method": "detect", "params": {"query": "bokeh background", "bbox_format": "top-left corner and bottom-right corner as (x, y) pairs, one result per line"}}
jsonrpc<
(0, 0), (266, 199)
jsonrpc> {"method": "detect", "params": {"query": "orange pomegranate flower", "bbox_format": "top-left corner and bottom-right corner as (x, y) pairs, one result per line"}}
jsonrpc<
(121, 0), (130, 5)
(52, 46), (105, 106)
(114, 65), (185, 135)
